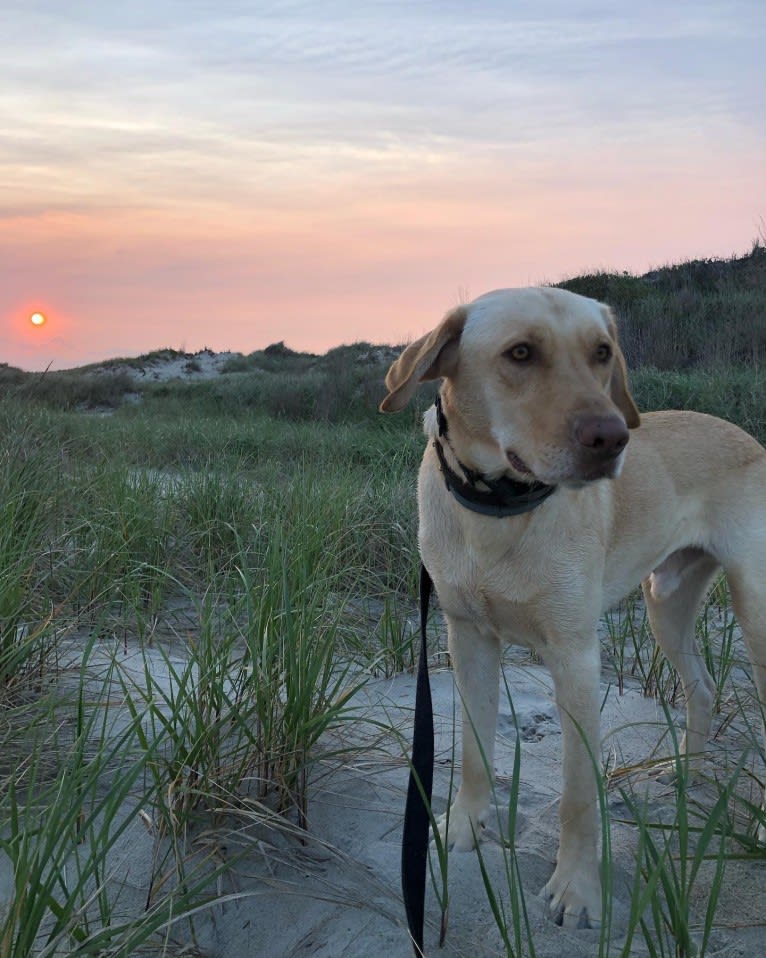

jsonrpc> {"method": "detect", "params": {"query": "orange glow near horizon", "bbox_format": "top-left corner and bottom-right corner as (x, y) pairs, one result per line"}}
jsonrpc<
(2, 140), (762, 372)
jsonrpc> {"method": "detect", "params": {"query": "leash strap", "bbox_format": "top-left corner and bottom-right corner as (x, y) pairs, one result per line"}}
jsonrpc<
(401, 562), (435, 957)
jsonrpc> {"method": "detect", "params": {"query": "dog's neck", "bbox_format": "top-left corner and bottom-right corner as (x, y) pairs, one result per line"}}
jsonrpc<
(428, 395), (556, 518)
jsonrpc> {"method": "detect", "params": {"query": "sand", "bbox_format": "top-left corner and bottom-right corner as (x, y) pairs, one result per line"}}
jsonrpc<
(228, 661), (766, 958)
(58, 633), (766, 958)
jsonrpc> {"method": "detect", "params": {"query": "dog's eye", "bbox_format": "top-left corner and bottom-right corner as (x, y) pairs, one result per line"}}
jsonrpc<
(595, 343), (612, 363)
(505, 343), (532, 362)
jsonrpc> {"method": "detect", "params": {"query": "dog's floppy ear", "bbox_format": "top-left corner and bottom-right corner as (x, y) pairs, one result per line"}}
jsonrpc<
(602, 306), (640, 429)
(380, 306), (467, 412)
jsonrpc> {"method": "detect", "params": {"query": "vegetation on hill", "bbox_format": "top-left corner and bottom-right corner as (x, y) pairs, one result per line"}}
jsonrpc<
(1, 242), (763, 436)
(0, 364), (137, 411)
(558, 241), (765, 369)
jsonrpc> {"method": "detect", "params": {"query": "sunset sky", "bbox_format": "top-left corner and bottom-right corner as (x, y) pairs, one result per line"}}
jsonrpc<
(2, 1), (764, 371)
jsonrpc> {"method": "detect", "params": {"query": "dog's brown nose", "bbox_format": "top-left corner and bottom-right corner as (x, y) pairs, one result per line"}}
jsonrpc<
(574, 414), (629, 457)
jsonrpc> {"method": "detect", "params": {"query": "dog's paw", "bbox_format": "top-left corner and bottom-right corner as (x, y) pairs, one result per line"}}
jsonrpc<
(433, 799), (489, 852)
(541, 863), (602, 930)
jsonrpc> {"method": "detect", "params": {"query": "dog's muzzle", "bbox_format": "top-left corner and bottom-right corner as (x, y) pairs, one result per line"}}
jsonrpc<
(571, 413), (630, 480)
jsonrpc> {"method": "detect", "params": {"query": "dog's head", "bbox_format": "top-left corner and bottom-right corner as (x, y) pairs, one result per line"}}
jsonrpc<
(380, 287), (640, 487)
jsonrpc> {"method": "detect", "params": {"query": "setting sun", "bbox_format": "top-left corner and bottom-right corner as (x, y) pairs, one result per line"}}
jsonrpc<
(30, 311), (46, 327)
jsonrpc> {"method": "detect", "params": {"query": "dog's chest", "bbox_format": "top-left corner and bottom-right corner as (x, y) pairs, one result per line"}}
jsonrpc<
(419, 460), (607, 643)
(432, 540), (597, 649)
(480, 588), (554, 650)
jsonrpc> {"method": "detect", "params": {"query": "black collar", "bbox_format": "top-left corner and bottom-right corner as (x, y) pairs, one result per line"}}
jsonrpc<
(433, 396), (556, 518)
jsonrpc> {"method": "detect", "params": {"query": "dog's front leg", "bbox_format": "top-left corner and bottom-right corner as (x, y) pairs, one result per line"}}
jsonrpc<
(436, 616), (501, 852)
(541, 640), (603, 929)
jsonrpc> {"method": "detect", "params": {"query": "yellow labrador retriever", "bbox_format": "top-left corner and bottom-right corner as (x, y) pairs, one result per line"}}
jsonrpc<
(381, 287), (766, 929)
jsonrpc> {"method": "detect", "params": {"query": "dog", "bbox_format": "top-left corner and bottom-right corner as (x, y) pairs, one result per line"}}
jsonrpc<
(380, 286), (766, 929)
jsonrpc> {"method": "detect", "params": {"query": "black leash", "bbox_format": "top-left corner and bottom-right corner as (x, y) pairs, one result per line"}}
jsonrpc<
(400, 396), (557, 956)
(401, 563), (434, 957)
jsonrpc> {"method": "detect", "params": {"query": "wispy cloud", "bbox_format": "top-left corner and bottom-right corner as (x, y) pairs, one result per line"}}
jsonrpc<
(4, 2), (762, 182)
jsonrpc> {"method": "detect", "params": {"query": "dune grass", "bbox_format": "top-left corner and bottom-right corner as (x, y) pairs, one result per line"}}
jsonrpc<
(0, 397), (423, 953)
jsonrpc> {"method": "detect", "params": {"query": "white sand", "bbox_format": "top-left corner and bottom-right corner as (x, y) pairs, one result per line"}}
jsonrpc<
(67, 636), (766, 958)
(105, 348), (241, 383)
(231, 663), (765, 958)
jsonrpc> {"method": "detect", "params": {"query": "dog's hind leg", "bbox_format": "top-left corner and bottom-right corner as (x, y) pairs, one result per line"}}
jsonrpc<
(642, 549), (720, 762)
(725, 562), (766, 843)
